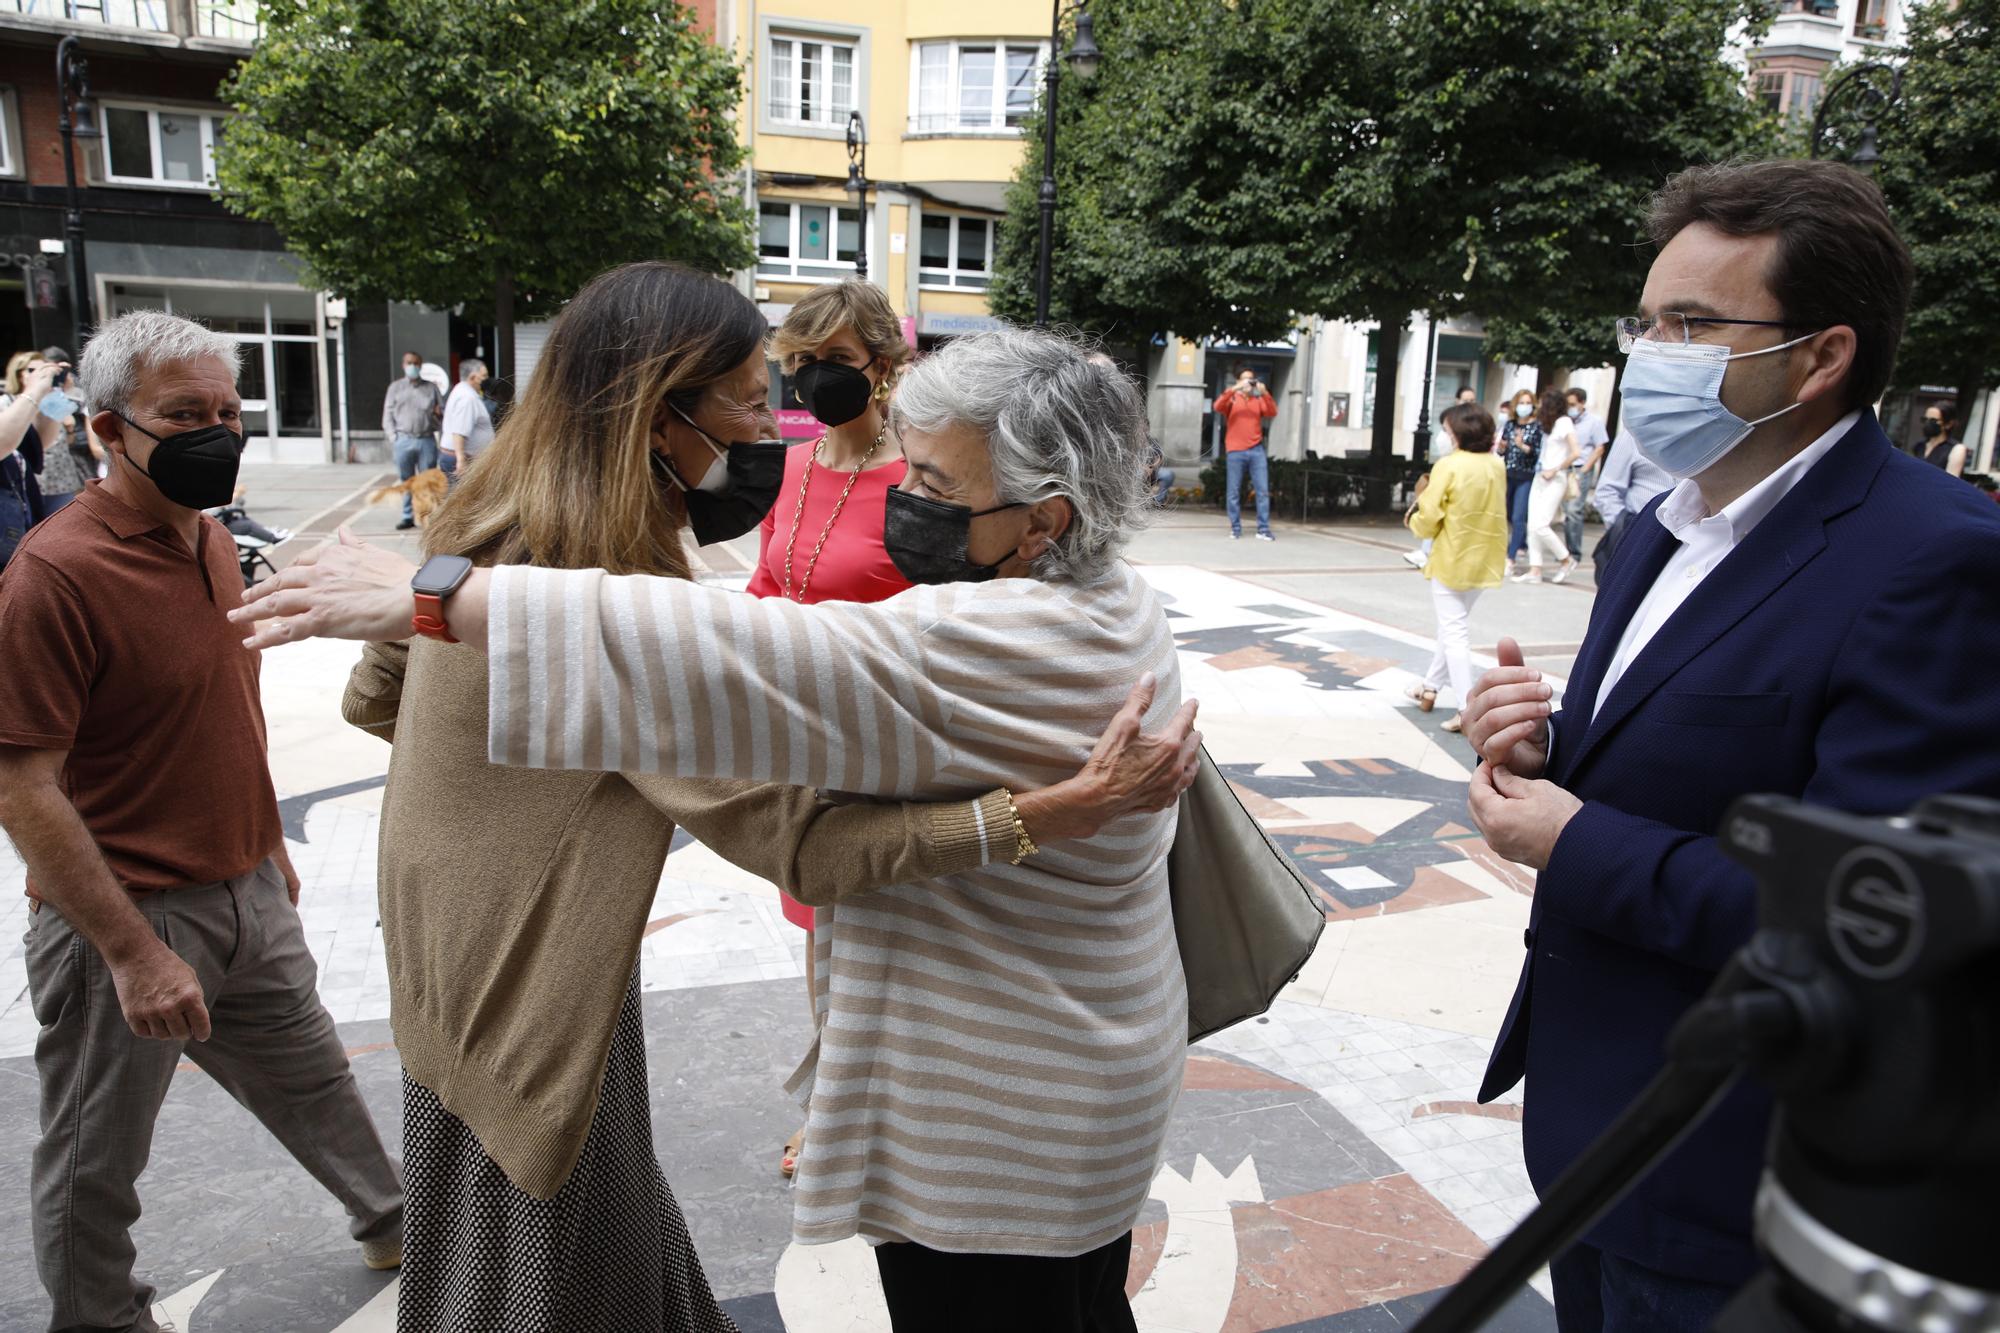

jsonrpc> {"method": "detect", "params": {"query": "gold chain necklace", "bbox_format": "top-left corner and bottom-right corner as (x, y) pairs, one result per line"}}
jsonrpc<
(781, 426), (886, 602)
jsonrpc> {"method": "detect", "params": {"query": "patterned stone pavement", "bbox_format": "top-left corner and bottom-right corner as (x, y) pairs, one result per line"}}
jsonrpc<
(0, 515), (1568, 1331)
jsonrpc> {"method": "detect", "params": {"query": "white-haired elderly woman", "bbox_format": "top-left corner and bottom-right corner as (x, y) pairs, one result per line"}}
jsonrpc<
(236, 328), (1193, 1333)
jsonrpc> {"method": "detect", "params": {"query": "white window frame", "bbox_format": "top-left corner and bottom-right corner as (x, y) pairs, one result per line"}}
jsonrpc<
(15, 1), (169, 30)
(98, 101), (228, 191)
(0, 90), (19, 178)
(917, 213), (995, 291)
(908, 40), (1049, 136)
(767, 31), (858, 129)
(757, 200), (863, 282)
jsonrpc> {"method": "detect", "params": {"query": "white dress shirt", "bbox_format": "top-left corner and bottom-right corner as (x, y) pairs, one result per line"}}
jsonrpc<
(1590, 411), (1858, 723)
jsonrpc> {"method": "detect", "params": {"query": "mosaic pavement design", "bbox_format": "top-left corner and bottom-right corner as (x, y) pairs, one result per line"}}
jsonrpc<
(0, 565), (1556, 1332)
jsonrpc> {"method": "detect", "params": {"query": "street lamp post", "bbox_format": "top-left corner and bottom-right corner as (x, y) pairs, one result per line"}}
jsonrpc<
(1411, 314), (1440, 464)
(55, 36), (101, 353)
(1809, 60), (1906, 169)
(845, 111), (869, 281)
(1033, 3), (1101, 328)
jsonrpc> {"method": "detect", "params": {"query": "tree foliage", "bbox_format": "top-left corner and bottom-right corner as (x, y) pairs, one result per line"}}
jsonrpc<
(214, 0), (753, 371)
(1871, 0), (2000, 409)
(991, 0), (1779, 464)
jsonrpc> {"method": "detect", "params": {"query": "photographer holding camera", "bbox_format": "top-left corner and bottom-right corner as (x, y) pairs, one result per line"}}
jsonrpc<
(1460, 160), (2000, 1331)
(1214, 365), (1277, 540)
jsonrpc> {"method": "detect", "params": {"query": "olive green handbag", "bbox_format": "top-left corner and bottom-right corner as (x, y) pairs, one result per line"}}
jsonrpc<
(1169, 746), (1328, 1043)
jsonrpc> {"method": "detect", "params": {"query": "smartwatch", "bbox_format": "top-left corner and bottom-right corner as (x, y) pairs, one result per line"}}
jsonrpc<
(411, 554), (474, 643)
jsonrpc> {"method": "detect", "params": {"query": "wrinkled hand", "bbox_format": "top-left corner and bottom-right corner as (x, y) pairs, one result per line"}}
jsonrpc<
(108, 940), (210, 1042)
(23, 361), (67, 401)
(230, 528), (417, 650)
(1467, 762), (1582, 871)
(1464, 636), (1551, 778)
(1021, 674), (1201, 842)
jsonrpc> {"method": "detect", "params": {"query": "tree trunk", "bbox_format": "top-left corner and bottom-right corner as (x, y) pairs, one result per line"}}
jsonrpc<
(495, 262), (516, 386)
(1367, 319), (1406, 512)
(1605, 359), (1626, 440)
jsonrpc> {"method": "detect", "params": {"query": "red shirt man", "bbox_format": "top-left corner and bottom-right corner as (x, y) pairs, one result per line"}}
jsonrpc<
(1213, 369), (1277, 451)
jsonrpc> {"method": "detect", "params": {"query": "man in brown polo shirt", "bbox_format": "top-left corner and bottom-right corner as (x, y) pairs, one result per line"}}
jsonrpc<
(0, 310), (402, 1333)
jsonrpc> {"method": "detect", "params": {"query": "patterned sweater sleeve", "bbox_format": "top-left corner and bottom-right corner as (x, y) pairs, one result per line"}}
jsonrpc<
(487, 564), (981, 798)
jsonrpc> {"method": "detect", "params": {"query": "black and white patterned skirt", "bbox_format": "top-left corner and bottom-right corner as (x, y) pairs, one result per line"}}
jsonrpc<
(399, 971), (738, 1333)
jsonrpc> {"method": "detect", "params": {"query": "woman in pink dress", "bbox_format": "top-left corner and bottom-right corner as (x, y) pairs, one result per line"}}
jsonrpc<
(750, 281), (912, 1175)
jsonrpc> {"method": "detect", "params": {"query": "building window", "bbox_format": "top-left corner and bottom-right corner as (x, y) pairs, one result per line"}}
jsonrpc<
(101, 103), (228, 190)
(767, 32), (857, 128)
(0, 94), (16, 178)
(918, 214), (993, 289)
(9, 1), (168, 29)
(1854, 0), (1889, 37)
(1753, 69), (1786, 114)
(194, 0), (261, 40)
(758, 201), (861, 281)
(910, 41), (1047, 134)
(1786, 72), (1823, 118)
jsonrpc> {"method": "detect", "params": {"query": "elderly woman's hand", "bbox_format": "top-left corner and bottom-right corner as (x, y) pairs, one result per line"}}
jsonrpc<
(1014, 675), (1200, 843)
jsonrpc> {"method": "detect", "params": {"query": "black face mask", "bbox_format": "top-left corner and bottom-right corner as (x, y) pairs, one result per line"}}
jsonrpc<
(792, 359), (876, 427)
(116, 413), (244, 510)
(882, 487), (1028, 585)
(1922, 419), (1944, 439)
(655, 406), (787, 545)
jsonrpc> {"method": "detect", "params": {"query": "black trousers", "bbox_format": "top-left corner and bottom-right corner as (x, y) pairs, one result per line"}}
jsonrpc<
(874, 1231), (1138, 1333)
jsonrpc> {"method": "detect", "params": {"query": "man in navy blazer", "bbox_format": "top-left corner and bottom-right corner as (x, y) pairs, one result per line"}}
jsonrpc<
(1462, 160), (2000, 1329)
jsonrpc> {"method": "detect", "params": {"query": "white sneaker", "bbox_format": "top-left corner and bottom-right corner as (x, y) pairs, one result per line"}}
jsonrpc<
(362, 1237), (403, 1270)
(1256, 531), (1276, 542)
(1511, 571), (1543, 584)
(1551, 560), (1575, 585)
(1401, 549), (1427, 568)
(1229, 531), (1241, 540)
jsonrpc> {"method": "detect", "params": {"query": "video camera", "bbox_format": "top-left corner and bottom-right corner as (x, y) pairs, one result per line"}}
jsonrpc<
(1413, 794), (2000, 1333)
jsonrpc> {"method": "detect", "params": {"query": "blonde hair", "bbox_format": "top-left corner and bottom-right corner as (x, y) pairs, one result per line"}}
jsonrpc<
(770, 280), (913, 375)
(423, 262), (767, 577)
(5, 350), (37, 397)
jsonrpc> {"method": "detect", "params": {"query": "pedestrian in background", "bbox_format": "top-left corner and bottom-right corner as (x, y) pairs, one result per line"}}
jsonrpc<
(1591, 426), (1674, 585)
(1514, 387), (1578, 584)
(1407, 401), (1506, 732)
(1562, 386), (1610, 559)
(1148, 437), (1175, 506)
(382, 350), (444, 529)
(0, 355), (65, 569)
(1916, 404), (1967, 477)
(441, 358), (494, 480)
(1500, 388), (1541, 568)
(1214, 366), (1277, 540)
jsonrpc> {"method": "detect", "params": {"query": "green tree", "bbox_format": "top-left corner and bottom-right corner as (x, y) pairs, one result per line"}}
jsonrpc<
(993, 0), (1778, 479)
(1870, 0), (2000, 425)
(215, 0), (752, 378)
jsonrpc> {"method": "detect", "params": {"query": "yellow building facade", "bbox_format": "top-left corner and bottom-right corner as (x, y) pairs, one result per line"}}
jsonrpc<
(716, 0), (1049, 430)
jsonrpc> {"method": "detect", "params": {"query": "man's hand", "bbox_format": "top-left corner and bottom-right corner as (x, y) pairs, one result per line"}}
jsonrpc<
(107, 939), (210, 1042)
(1467, 762), (1582, 871)
(1464, 636), (1551, 778)
(274, 843), (302, 906)
(1016, 674), (1200, 842)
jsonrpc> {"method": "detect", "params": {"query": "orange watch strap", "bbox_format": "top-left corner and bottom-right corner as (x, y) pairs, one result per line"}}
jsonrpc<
(412, 591), (458, 644)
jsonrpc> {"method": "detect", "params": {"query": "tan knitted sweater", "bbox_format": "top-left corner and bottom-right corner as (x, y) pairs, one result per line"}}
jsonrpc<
(343, 637), (1017, 1199)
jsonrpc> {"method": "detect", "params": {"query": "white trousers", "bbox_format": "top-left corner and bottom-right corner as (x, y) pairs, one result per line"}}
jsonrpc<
(1424, 581), (1483, 709)
(1527, 475), (1569, 568)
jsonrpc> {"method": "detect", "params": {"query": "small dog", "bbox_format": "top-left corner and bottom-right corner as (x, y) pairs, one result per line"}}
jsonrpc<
(370, 468), (450, 527)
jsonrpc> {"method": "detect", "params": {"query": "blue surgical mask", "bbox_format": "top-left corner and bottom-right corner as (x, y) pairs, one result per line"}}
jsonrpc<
(404, 364), (421, 380)
(39, 387), (76, 421)
(1620, 332), (1820, 479)
(1566, 405), (1582, 420)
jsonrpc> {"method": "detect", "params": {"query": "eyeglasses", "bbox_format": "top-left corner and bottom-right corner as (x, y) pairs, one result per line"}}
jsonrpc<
(1614, 313), (1806, 354)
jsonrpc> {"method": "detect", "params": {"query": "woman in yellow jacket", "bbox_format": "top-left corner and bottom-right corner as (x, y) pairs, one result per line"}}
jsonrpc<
(1407, 401), (1508, 732)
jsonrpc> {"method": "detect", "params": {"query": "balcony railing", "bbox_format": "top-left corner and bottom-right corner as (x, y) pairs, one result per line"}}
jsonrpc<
(0, 0), (169, 29)
(0, 0), (260, 40)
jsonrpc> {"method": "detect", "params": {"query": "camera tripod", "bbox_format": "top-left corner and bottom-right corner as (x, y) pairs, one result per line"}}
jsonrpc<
(1411, 794), (2000, 1333)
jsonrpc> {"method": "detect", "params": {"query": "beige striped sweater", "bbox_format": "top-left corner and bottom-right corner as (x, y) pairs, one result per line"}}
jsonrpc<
(487, 560), (1187, 1257)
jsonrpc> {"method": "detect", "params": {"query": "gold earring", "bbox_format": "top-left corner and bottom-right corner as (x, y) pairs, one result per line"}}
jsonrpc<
(873, 378), (892, 403)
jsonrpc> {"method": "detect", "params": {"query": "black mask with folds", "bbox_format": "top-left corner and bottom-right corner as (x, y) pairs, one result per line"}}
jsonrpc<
(882, 487), (1031, 585)
(651, 431), (788, 546)
(115, 412), (244, 510)
(792, 359), (877, 427)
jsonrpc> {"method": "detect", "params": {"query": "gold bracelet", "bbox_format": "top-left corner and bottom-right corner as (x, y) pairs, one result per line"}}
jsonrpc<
(1005, 792), (1040, 866)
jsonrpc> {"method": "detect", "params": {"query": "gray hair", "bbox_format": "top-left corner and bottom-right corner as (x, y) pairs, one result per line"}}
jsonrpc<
(77, 310), (242, 418)
(893, 328), (1150, 585)
(459, 358), (488, 381)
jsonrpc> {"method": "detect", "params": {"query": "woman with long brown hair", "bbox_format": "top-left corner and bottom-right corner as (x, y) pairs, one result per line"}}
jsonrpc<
(342, 262), (1188, 1328)
(1515, 385), (1580, 584)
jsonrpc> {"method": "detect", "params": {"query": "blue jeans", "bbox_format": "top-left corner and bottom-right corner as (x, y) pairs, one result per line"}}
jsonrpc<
(393, 434), (439, 520)
(40, 491), (75, 516)
(1225, 445), (1270, 535)
(1550, 1243), (1740, 1333)
(1153, 466), (1175, 506)
(1507, 475), (1532, 560)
